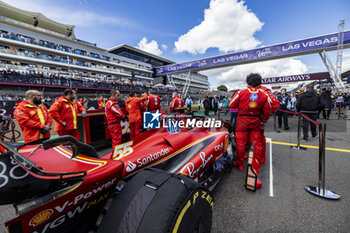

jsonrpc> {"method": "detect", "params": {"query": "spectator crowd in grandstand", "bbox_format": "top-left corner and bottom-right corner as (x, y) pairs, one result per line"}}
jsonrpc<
(0, 30), (151, 71)
(0, 68), (174, 93)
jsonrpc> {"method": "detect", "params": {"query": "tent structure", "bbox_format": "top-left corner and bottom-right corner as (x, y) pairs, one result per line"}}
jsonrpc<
(0, 1), (75, 38)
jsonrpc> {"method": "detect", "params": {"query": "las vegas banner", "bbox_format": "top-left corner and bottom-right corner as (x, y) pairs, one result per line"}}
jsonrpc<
(156, 31), (350, 75)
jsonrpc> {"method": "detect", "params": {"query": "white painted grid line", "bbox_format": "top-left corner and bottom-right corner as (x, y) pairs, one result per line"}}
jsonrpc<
(266, 138), (274, 197)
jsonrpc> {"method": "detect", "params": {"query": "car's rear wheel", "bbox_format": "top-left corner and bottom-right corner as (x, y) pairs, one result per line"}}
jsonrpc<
(97, 168), (213, 233)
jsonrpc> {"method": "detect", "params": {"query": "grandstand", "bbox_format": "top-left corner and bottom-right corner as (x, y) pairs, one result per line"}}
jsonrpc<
(109, 44), (209, 90)
(0, 1), (209, 100)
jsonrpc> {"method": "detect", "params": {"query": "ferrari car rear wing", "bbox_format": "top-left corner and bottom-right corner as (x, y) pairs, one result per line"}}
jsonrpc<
(0, 141), (87, 180)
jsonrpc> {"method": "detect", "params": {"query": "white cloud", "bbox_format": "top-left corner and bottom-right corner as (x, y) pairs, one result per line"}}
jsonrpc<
(208, 58), (308, 90)
(2, 0), (135, 28)
(136, 37), (163, 56)
(174, 0), (263, 54)
(173, 0), (311, 90)
(161, 44), (168, 51)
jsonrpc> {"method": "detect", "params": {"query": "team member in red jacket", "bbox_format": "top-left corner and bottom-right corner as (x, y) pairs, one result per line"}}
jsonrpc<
(170, 92), (178, 113)
(97, 95), (106, 109)
(258, 85), (280, 164)
(229, 73), (271, 171)
(14, 90), (52, 144)
(105, 90), (125, 148)
(125, 92), (148, 139)
(170, 92), (185, 113)
(140, 98), (148, 113)
(148, 91), (161, 111)
(177, 94), (185, 113)
(49, 89), (86, 141)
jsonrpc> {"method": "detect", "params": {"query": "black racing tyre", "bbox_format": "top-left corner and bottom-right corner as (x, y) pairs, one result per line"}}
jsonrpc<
(97, 168), (213, 233)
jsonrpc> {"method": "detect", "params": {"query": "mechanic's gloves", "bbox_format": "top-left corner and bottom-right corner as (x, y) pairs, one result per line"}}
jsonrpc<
(81, 111), (87, 118)
(62, 122), (67, 127)
(40, 125), (51, 134)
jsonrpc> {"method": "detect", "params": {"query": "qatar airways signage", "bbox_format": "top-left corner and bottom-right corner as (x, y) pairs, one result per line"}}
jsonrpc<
(261, 72), (330, 84)
(156, 31), (350, 75)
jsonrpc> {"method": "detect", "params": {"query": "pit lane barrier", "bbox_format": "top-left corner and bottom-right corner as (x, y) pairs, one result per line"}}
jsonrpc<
(276, 109), (306, 150)
(276, 109), (340, 200)
(305, 123), (340, 200)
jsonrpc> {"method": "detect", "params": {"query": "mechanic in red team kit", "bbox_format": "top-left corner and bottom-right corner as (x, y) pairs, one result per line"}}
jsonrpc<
(125, 92), (148, 139)
(97, 95), (106, 109)
(14, 90), (52, 144)
(49, 89), (86, 141)
(147, 90), (161, 111)
(229, 73), (271, 171)
(105, 90), (125, 148)
(170, 92), (184, 113)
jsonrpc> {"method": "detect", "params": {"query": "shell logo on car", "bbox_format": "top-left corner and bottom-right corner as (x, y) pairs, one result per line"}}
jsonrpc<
(29, 209), (53, 226)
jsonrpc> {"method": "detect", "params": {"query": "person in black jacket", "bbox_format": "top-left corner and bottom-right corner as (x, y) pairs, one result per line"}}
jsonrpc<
(211, 95), (219, 115)
(320, 88), (333, 120)
(203, 96), (210, 116)
(277, 88), (291, 130)
(296, 84), (323, 140)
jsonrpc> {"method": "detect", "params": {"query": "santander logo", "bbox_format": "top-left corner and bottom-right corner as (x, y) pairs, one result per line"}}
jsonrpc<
(126, 161), (137, 172)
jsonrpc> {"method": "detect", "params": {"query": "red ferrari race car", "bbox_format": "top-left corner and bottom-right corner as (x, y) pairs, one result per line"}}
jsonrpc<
(0, 117), (234, 233)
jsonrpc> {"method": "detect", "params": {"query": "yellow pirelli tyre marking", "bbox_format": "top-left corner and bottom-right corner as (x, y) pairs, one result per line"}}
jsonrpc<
(172, 200), (191, 233)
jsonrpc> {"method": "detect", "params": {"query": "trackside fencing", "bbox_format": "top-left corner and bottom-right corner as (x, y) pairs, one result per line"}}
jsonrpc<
(276, 109), (340, 200)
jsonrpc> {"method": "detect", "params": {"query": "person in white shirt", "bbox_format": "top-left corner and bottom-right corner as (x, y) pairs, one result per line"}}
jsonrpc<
(185, 96), (192, 111)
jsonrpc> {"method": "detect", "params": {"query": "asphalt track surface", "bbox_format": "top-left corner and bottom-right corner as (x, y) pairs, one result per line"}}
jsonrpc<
(212, 111), (350, 233)
(1, 110), (350, 233)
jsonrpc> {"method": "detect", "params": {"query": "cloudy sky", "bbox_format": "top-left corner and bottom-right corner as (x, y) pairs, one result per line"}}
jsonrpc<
(3, 0), (350, 89)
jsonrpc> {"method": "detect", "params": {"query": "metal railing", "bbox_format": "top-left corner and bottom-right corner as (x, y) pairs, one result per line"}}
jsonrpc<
(275, 109), (340, 200)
